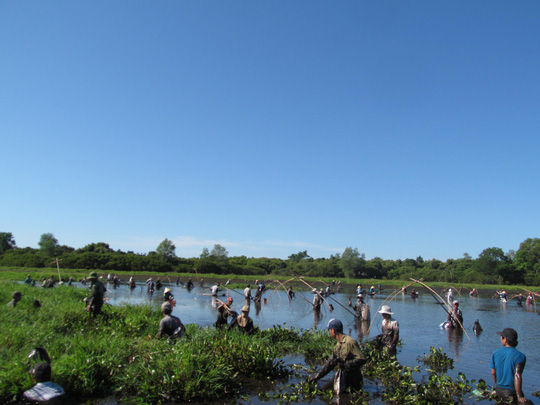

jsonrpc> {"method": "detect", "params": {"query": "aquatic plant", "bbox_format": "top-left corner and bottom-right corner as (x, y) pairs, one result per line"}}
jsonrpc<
(417, 346), (455, 373)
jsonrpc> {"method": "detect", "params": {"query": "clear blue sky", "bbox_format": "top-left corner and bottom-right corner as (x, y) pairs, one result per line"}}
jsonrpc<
(1, 1), (539, 260)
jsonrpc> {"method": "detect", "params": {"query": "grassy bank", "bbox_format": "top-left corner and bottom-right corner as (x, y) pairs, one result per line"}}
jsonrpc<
(0, 281), (333, 404)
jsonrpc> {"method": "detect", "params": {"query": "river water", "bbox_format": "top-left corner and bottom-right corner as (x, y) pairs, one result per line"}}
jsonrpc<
(88, 278), (540, 404)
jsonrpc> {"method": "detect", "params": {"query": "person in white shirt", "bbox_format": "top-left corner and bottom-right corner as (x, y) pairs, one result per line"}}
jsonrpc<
(210, 283), (220, 296)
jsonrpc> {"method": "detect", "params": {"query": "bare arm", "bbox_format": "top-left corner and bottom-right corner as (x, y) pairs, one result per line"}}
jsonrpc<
(491, 368), (497, 385)
(514, 363), (526, 402)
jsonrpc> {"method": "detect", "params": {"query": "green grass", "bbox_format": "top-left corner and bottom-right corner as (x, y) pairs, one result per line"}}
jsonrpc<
(0, 281), (335, 404)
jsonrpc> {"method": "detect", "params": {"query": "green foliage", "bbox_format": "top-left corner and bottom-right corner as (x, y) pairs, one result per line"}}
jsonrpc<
(515, 238), (540, 285)
(2, 232), (540, 285)
(288, 250), (311, 262)
(340, 247), (366, 278)
(0, 232), (16, 254)
(0, 282), (341, 404)
(77, 242), (115, 254)
(417, 346), (454, 373)
(210, 244), (228, 262)
(38, 233), (59, 256)
(156, 238), (176, 261)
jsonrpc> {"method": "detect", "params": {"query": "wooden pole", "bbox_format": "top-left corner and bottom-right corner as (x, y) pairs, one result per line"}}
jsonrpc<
(293, 276), (333, 311)
(410, 278), (470, 341)
(275, 279), (314, 307)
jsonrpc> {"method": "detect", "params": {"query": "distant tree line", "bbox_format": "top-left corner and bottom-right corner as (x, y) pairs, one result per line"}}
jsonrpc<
(0, 232), (539, 285)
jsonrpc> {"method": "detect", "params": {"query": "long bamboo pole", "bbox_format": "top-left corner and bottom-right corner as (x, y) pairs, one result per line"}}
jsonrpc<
(410, 278), (471, 341)
(55, 258), (62, 282)
(293, 275), (332, 311)
(275, 279), (313, 306)
(215, 298), (235, 316)
(221, 284), (246, 299)
(327, 295), (357, 318)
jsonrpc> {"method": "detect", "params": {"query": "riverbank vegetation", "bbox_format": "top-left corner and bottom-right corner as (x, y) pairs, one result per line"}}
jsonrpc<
(1, 232), (539, 287)
(1, 282), (493, 405)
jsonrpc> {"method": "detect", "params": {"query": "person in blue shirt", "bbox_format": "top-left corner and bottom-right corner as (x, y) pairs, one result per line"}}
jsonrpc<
(490, 328), (527, 403)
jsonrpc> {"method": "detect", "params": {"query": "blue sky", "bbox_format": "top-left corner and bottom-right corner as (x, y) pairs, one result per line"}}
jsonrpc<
(1, 1), (539, 260)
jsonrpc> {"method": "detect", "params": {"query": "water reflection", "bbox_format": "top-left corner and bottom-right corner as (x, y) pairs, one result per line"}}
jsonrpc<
(354, 319), (370, 340)
(446, 328), (464, 359)
(313, 308), (322, 328)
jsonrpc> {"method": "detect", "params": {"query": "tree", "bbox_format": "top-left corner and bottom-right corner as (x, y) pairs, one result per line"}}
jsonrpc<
(78, 242), (115, 254)
(288, 250), (310, 262)
(38, 233), (59, 256)
(339, 247), (366, 278)
(200, 247), (210, 260)
(156, 238), (176, 260)
(0, 232), (16, 254)
(210, 244), (228, 263)
(473, 247), (511, 283)
(514, 238), (540, 285)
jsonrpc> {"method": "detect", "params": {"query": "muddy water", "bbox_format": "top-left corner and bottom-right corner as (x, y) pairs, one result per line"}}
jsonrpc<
(87, 279), (540, 404)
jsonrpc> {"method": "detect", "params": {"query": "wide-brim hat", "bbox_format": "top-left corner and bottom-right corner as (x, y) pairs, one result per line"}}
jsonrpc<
(164, 288), (171, 294)
(88, 272), (98, 280)
(378, 305), (394, 315)
(312, 288), (317, 293)
(241, 305), (250, 312)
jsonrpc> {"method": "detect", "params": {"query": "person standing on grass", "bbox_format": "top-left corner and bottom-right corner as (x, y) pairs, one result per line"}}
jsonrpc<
(490, 328), (528, 404)
(7, 291), (23, 307)
(23, 362), (65, 403)
(85, 272), (106, 316)
(157, 302), (184, 339)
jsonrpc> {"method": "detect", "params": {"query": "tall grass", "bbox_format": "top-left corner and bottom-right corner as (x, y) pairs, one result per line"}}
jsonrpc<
(0, 281), (332, 404)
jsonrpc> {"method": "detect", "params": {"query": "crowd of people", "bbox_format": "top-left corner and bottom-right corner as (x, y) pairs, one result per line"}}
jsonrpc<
(6, 273), (536, 402)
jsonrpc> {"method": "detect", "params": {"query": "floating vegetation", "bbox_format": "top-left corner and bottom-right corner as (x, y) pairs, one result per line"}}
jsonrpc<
(417, 346), (454, 374)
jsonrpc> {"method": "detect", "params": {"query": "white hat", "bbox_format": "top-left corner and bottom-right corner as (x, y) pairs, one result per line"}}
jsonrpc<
(378, 305), (394, 315)
(164, 288), (171, 294)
